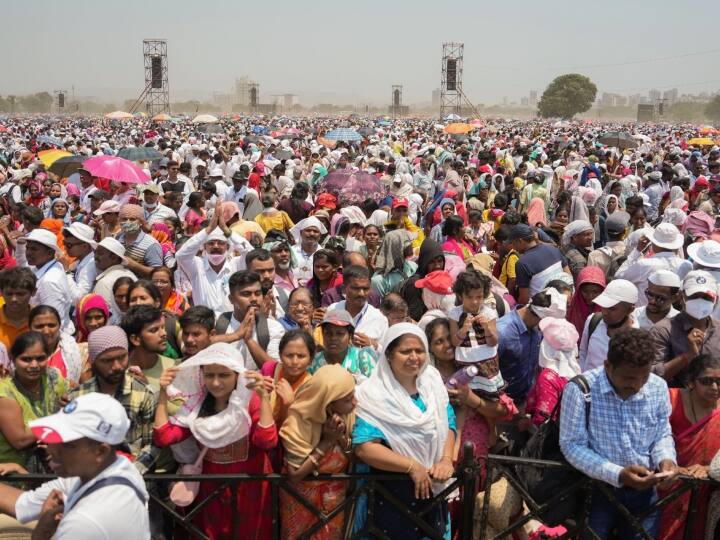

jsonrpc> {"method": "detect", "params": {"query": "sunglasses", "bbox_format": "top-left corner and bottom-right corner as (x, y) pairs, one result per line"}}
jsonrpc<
(644, 290), (671, 303)
(697, 376), (720, 387)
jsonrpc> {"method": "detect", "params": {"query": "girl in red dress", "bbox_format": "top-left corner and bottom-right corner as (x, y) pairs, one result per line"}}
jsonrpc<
(153, 342), (277, 540)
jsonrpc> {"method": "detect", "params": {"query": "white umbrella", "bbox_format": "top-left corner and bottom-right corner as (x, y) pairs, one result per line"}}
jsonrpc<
(104, 110), (133, 120)
(192, 114), (219, 124)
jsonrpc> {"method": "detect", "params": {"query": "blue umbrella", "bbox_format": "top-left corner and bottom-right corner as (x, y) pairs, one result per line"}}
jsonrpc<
(324, 128), (362, 142)
(252, 125), (268, 135)
(37, 135), (63, 147)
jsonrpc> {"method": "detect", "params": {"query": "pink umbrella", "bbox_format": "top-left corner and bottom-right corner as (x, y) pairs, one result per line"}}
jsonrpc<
(83, 155), (149, 184)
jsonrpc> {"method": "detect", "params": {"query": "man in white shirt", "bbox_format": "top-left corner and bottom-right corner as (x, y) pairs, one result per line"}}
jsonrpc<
(633, 270), (681, 331)
(140, 183), (176, 225)
(328, 265), (388, 350)
(16, 229), (74, 333)
(0, 393), (150, 539)
(175, 206), (253, 317)
(580, 279), (639, 372)
(216, 270), (284, 370)
(290, 217), (326, 286)
(224, 168), (251, 214)
(62, 222), (98, 303)
(615, 223), (692, 307)
(208, 167), (229, 200)
(78, 168), (97, 213)
(245, 249), (287, 319)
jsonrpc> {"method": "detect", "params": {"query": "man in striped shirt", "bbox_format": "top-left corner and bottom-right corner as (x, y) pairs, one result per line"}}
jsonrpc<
(116, 204), (163, 278)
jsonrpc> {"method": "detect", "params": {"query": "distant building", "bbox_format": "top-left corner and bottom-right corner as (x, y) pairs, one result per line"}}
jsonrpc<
(663, 88), (678, 104)
(520, 97), (530, 107)
(431, 88), (440, 108)
(213, 75), (258, 110)
(648, 89), (661, 102)
(529, 90), (538, 106)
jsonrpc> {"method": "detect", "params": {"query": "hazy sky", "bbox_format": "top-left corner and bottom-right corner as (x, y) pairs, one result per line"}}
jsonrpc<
(5, 0), (720, 106)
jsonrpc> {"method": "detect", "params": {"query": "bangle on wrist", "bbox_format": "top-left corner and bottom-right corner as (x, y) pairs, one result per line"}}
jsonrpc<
(308, 454), (319, 467)
(405, 459), (415, 474)
(314, 445), (326, 457)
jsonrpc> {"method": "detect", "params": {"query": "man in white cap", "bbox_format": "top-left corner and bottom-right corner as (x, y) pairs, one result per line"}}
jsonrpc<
(15, 229), (74, 333)
(141, 183), (176, 225)
(633, 270), (681, 331)
(176, 200), (253, 316)
(289, 217), (326, 286)
(580, 279), (640, 372)
(92, 237), (137, 315)
(650, 270), (720, 387)
(615, 223), (692, 307)
(62, 222), (98, 303)
(0, 393), (150, 539)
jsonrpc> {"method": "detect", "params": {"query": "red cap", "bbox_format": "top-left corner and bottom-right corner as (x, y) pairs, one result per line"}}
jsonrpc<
(392, 197), (409, 210)
(415, 270), (453, 294)
(316, 193), (337, 210)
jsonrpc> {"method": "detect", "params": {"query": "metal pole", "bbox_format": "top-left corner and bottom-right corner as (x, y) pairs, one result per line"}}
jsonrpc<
(459, 442), (477, 540)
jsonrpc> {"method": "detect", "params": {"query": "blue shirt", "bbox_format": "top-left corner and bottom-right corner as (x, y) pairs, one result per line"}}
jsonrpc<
(559, 367), (676, 488)
(497, 310), (541, 403)
(514, 244), (566, 291)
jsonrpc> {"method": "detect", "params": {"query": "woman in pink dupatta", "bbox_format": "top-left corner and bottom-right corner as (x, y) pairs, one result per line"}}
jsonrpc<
(659, 355), (720, 540)
(566, 266), (606, 341)
(525, 197), (547, 228)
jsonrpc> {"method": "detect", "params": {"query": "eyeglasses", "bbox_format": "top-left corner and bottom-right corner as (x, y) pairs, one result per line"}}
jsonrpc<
(644, 290), (671, 303)
(696, 376), (720, 387)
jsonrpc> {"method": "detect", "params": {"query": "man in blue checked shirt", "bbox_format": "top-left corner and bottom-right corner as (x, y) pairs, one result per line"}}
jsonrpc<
(560, 328), (677, 539)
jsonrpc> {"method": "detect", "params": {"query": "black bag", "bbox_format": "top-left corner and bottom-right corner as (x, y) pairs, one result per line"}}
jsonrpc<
(515, 375), (590, 526)
(215, 311), (270, 350)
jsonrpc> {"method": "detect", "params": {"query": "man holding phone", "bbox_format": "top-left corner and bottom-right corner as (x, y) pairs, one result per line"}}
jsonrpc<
(560, 329), (677, 539)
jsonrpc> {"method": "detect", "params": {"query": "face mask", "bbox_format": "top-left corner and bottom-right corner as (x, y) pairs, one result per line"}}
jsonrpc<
(143, 202), (157, 211)
(685, 298), (715, 320)
(207, 252), (227, 266)
(120, 220), (141, 234)
(159, 169), (168, 176)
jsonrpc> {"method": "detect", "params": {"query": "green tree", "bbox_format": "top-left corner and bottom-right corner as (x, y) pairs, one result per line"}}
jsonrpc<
(705, 95), (720, 122)
(538, 73), (597, 119)
(36, 92), (53, 112)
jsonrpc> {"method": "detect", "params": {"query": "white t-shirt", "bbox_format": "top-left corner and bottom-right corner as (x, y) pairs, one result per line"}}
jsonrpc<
(15, 456), (150, 539)
(449, 304), (498, 363)
(226, 313), (283, 369)
(579, 313), (640, 372)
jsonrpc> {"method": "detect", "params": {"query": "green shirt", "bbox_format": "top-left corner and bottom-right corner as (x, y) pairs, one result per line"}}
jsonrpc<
(0, 369), (67, 467)
(310, 345), (377, 384)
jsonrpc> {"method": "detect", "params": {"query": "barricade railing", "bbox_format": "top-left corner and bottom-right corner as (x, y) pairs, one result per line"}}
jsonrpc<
(478, 453), (719, 540)
(1, 442), (480, 540)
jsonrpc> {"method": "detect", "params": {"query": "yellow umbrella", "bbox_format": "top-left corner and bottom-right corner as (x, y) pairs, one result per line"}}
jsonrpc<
(687, 137), (715, 146)
(443, 123), (475, 134)
(37, 149), (72, 168)
(152, 112), (172, 122)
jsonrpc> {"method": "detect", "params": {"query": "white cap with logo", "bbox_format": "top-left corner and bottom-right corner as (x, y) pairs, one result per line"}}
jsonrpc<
(29, 393), (130, 445)
(593, 279), (639, 308)
(683, 270), (718, 298)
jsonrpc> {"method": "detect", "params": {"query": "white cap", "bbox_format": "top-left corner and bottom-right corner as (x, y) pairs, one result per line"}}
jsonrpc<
(683, 270), (717, 298)
(208, 167), (223, 178)
(93, 200), (121, 216)
(26, 229), (60, 254)
(97, 237), (125, 259)
(687, 240), (720, 269)
(646, 223), (683, 250)
(648, 270), (681, 289)
(205, 227), (229, 244)
(29, 393), (130, 445)
(593, 279), (638, 308)
(63, 222), (97, 249)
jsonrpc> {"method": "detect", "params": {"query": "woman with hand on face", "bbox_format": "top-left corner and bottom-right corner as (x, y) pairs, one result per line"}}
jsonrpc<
(29, 305), (82, 386)
(353, 323), (456, 539)
(261, 330), (315, 428)
(279, 364), (356, 539)
(153, 343), (277, 540)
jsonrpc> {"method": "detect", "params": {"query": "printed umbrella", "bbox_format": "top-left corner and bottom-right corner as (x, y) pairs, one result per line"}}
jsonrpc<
(104, 110), (133, 120)
(358, 126), (374, 137)
(83, 155), (149, 184)
(598, 131), (638, 150)
(37, 149), (71, 168)
(117, 147), (163, 161)
(323, 128), (363, 142)
(317, 170), (388, 205)
(443, 123), (475, 134)
(444, 113), (462, 121)
(196, 124), (223, 134)
(48, 155), (90, 178)
(192, 114), (219, 124)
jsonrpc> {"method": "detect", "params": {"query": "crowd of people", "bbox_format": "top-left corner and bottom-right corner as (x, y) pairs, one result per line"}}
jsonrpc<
(0, 114), (717, 539)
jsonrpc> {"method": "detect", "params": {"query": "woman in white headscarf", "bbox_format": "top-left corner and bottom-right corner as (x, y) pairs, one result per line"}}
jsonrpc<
(353, 323), (456, 539)
(153, 343), (277, 540)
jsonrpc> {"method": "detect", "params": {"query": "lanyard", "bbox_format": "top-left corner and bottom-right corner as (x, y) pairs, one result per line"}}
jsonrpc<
(36, 260), (60, 281)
